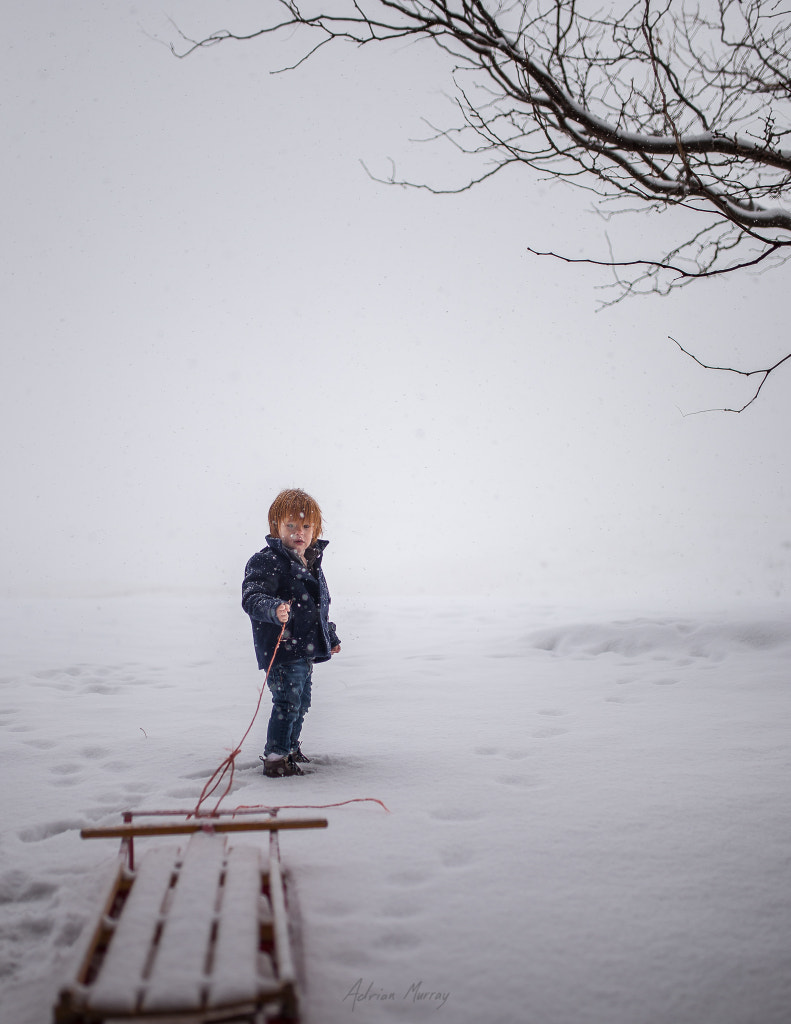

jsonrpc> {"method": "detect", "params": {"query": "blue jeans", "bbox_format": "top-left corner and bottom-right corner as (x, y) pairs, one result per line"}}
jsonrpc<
(264, 658), (313, 757)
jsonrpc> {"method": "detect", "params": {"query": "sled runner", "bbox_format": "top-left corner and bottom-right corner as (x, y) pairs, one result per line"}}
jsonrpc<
(53, 811), (327, 1024)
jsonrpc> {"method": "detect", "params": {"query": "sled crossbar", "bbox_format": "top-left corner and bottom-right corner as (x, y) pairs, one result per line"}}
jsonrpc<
(81, 816), (328, 841)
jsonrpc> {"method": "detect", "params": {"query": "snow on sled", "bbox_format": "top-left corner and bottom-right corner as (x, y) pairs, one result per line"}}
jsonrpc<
(53, 811), (327, 1024)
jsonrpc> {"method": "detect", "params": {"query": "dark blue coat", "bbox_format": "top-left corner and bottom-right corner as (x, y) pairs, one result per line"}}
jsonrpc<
(242, 536), (339, 670)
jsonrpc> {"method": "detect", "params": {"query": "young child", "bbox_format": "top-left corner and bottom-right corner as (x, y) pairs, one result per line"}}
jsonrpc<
(242, 488), (341, 778)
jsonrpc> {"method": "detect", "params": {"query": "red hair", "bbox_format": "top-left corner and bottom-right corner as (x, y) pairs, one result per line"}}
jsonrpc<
(267, 488), (323, 541)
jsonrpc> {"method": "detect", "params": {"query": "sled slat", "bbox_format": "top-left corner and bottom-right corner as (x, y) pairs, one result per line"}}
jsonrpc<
(86, 847), (176, 1014)
(207, 845), (271, 1006)
(269, 838), (296, 988)
(142, 834), (226, 1012)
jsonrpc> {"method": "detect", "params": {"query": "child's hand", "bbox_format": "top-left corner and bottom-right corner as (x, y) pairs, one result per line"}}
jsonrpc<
(275, 601), (291, 624)
(331, 644), (341, 655)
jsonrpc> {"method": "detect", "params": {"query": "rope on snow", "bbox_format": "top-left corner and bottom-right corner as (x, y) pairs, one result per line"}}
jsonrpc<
(188, 623), (391, 819)
(191, 622), (287, 818)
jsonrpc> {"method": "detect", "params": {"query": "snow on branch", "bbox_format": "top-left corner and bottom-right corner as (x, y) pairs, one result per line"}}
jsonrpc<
(172, 0), (791, 300)
(170, 2), (791, 411)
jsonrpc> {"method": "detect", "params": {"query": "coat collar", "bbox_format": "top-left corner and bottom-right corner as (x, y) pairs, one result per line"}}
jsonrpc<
(265, 535), (328, 566)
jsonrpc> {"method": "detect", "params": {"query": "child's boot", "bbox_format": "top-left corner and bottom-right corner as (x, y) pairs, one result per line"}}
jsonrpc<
(260, 753), (303, 778)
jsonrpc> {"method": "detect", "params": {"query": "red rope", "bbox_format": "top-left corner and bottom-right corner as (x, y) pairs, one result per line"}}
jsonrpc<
(192, 622), (286, 818)
(127, 798), (390, 819)
(189, 622), (391, 821)
(233, 797), (391, 814)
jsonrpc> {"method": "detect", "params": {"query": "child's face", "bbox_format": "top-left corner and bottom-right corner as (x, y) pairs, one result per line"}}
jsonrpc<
(278, 514), (314, 557)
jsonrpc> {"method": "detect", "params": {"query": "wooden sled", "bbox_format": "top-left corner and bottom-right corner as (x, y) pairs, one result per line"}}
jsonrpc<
(53, 812), (327, 1024)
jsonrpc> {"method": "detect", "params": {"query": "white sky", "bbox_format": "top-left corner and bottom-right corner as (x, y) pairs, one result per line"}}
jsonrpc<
(2, 0), (790, 608)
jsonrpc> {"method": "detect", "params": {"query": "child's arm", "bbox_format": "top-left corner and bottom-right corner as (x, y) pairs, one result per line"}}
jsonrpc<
(242, 553), (288, 626)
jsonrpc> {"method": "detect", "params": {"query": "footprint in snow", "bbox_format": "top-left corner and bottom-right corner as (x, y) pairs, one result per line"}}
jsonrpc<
(23, 736), (55, 749)
(82, 683), (121, 695)
(387, 867), (433, 888)
(51, 770), (88, 789)
(165, 787), (204, 800)
(1, 915), (55, 941)
(531, 726), (568, 739)
(496, 773), (539, 789)
(33, 667), (77, 680)
(181, 768), (219, 781)
(0, 871), (58, 905)
(34, 679), (79, 692)
(472, 745), (542, 791)
(372, 929), (422, 952)
(79, 745), (112, 760)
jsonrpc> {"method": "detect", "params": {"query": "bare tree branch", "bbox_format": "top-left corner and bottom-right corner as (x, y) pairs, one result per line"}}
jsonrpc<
(526, 239), (787, 297)
(669, 336), (791, 413)
(168, 2), (791, 411)
(171, 0), (791, 301)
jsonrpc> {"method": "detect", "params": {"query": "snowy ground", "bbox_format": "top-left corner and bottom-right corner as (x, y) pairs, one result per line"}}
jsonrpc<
(1, 592), (790, 1024)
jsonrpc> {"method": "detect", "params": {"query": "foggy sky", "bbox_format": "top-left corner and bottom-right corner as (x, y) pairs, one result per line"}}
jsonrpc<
(3, 0), (790, 609)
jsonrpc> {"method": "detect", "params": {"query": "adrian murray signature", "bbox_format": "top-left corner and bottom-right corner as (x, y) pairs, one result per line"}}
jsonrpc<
(343, 978), (450, 1011)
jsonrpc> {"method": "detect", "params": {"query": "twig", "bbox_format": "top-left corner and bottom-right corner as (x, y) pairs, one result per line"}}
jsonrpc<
(670, 336), (791, 413)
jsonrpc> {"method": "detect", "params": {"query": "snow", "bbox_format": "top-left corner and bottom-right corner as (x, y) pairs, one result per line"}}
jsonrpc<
(1, 591), (790, 1024)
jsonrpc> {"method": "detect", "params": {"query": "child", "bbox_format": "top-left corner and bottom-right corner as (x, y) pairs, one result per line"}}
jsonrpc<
(242, 488), (341, 778)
